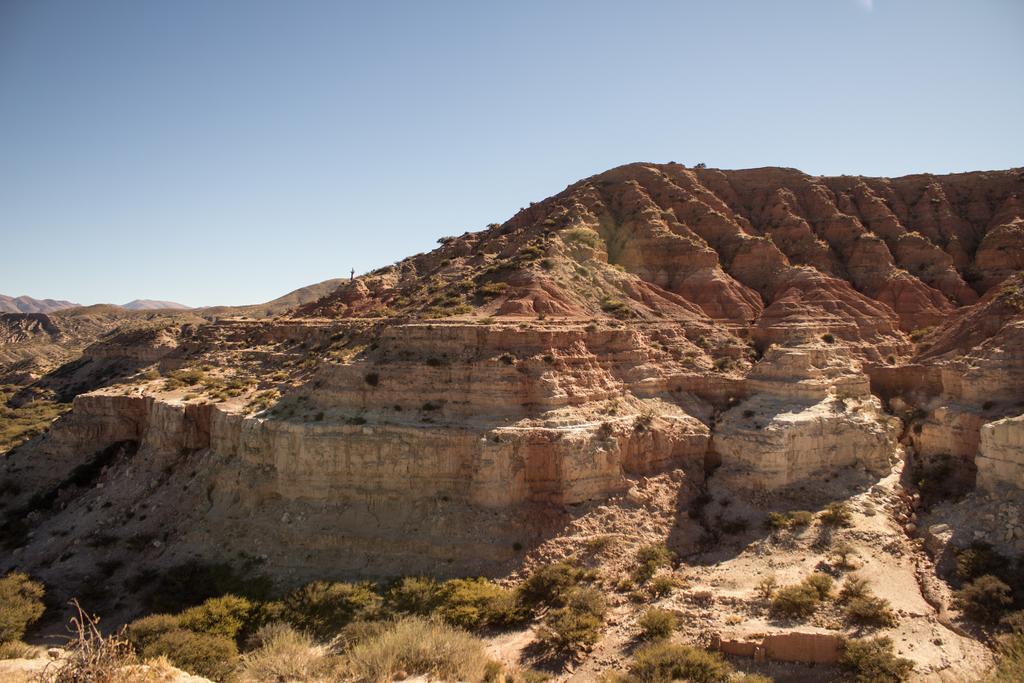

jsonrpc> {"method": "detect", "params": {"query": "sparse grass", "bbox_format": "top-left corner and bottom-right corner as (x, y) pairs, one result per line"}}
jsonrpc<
(343, 616), (490, 683)
(0, 571), (45, 643)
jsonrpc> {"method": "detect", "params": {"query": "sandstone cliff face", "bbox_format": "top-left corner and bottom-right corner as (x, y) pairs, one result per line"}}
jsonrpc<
(977, 414), (1024, 492)
(713, 346), (901, 490)
(2, 163), (1022, 585)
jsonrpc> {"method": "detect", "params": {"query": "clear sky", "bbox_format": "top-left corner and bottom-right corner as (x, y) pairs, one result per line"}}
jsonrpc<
(1, 0), (1022, 307)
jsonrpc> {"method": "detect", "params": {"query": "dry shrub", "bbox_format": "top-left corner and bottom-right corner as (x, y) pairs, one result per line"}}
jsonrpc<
(383, 576), (445, 616)
(838, 575), (871, 603)
(434, 578), (526, 630)
(126, 614), (180, 652)
(840, 636), (913, 682)
(343, 616), (488, 683)
(628, 640), (734, 682)
(844, 596), (898, 628)
(518, 562), (589, 608)
(770, 585), (820, 620)
(637, 608), (676, 641)
(34, 601), (152, 683)
(633, 544), (674, 584)
(234, 624), (338, 682)
(178, 594), (262, 642)
(535, 587), (607, 654)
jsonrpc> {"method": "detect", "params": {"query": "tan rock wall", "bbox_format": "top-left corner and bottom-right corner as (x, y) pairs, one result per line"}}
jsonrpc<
(977, 414), (1024, 492)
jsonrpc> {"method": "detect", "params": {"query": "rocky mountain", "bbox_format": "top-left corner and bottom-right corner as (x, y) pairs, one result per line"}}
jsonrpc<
(1, 163), (1022, 680)
(0, 294), (78, 314)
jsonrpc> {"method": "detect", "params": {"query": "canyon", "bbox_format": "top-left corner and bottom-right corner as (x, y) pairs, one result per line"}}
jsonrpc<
(1, 162), (1022, 680)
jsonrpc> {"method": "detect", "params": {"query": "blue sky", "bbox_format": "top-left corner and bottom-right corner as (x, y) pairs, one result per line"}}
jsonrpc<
(1, 0), (1022, 307)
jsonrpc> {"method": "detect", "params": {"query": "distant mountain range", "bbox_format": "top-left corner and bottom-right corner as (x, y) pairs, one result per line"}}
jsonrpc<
(0, 295), (191, 314)
(120, 299), (191, 310)
(0, 295), (79, 314)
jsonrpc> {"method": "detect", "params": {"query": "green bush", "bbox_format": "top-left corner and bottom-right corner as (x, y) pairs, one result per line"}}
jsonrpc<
(955, 575), (1013, 624)
(803, 573), (834, 600)
(820, 502), (853, 527)
(637, 608), (677, 640)
(648, 574), (677, 598)
(178, 594), (261, 642)
(0, 572), (45, 643)
(633, 544), (674, 584)
(281, 581), (382, 640)
(766, 512), (791, 530)
(535, 587), (606, 654)
(344, 616), (489, 683)
(840, 636), (913, 682)
(845, 595), (898, 628)
(126, 613), (180, 652)
(142, 629), (239, 681)
(629, 640), (734, 683)
(518, 562), (588, 607)
(838, 575), (871, 603)
(436, 578), (526, 630)
(770, 584), (821, 620)
(384, 576), (446, 616)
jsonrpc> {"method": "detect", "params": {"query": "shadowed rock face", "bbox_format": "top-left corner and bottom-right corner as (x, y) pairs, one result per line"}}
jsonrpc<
(2, 163), (1022, 593)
